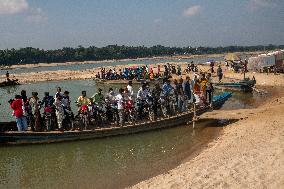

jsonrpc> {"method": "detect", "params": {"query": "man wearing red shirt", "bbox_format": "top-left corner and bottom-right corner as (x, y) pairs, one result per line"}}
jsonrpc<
(10, 95), (28, 131)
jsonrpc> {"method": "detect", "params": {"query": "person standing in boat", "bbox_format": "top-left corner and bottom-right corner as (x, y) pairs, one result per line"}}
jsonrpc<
(91, 88), (104, 106)
(217, 65), (223, 82)
(6, 71), (11, 82)
(21, 90), (30, 117)
(54, 94), (65, 131)
(127, 80), (134, 99)
(116, 88), (125, 126)
(29, 92), (41, 131)
(151, 83), (162, 118)
(10, 95), (28, 131)
(176, 78), (184, 112)
(137, 83), (148, 119)
(55, 87), (63, 99)
(205, 73), (213, 104)
(105, 88), (116, 122)
(77, 91), (91, 113)
(183, 76), (192, 110)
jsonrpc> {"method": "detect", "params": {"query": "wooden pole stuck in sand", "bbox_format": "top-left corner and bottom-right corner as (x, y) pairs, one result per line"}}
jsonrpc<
(193, 102), (197, 129)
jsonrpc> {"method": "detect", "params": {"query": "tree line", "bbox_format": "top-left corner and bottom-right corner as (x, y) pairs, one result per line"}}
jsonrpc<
(0, 44), (283, 66)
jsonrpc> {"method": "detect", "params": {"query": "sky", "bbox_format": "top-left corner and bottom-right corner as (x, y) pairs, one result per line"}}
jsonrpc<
(0, 0), (283, 49)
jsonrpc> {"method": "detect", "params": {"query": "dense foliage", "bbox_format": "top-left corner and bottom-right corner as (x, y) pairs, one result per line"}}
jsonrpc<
(0, 44), (283, 66)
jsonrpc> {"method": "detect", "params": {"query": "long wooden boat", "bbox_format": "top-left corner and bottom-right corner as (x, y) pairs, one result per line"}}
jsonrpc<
(94, 78), (162, 85)
(0, 92), (232, 145)
(213, 78), (256, 92)
(0, 79), (20, 87)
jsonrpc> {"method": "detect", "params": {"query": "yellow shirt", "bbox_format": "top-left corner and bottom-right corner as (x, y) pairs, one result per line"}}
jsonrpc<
(77, 96), (91, 105)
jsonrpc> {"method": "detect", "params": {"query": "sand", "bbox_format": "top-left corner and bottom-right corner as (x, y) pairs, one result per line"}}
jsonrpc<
(130, 75), (284, 188)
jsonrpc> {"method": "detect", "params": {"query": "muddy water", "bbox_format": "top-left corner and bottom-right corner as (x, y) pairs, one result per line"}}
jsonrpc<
(0, 119), (228, 189)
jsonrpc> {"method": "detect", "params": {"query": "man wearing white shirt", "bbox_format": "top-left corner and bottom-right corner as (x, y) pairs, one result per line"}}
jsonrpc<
(116, 88), (124, 126)
(127, 80), (134, 98)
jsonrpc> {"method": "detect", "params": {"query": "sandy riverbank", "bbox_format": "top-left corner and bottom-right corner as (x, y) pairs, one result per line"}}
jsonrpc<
(0, 51), (265, 71)
(130, 75), (284, 188)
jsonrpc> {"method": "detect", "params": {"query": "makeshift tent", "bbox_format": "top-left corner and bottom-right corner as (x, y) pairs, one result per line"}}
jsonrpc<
(248, 54), (275, 71)
(224, 53), (241, 61)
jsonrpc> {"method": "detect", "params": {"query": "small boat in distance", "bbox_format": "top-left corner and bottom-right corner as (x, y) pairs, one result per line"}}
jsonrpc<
(0, 79), (20, 87)
(0, 92), (232, 145)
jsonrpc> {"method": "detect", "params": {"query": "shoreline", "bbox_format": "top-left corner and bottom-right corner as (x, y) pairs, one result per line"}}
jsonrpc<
(0, 51), (265, 71)
(130, 82), (284, 188)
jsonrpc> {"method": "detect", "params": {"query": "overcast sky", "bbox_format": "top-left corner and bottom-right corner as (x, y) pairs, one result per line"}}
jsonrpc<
(0, 0), (283, 49)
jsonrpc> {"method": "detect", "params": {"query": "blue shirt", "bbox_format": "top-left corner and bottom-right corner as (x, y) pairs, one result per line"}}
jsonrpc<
(162, 83), (173, 95)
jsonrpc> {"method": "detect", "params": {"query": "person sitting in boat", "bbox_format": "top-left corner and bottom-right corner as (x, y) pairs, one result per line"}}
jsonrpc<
(10, 95), (28, 131)
(77, 91), (91, 113)
(217, 65), (223, 82)
(91, 88), (104, 107)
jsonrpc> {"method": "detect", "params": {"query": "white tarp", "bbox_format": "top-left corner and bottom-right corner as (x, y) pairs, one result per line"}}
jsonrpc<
(248, 54), (275, 70)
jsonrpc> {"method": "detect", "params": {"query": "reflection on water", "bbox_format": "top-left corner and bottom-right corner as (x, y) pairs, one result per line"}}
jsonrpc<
(0, 119), (223, 189)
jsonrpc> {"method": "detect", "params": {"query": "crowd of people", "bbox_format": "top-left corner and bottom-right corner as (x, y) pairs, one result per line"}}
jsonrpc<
(95, 63), (194, 81)
(9, 63), (217, 132)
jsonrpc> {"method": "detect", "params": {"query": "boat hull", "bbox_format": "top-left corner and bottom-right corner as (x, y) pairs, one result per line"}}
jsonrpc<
(213, 79), (256, 92)
(0, 92), (232, 145)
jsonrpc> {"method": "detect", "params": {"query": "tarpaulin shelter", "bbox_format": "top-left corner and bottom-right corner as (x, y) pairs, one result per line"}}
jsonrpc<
(248, 54), (275, 71)
(224, 53), (241, 61)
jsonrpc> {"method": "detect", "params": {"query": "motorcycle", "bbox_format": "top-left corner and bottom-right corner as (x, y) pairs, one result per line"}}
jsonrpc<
(158, 95), (168, 118)
(43, 106), (56, 131)
(105, 99), (119, 125)
(77, 104), (91, 130)
(145, 95), (155, 121)
(92, 103), (106, 127)
(62, 107), (74, 131)
(124, 99), (136, 124)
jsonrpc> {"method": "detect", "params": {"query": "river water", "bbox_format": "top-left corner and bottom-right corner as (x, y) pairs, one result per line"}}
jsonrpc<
(0, 56), (224, 75)
(0, 56), (266, 189)
(0, 79), (267, 189)
(0, 119), (226, 189)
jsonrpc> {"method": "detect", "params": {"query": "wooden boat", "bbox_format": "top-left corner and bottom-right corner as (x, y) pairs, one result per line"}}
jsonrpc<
(213, 77), (256, 92)
(94, 78), (162, 85)
(0, 92), (232, 145)
(0, 79), (20, 87)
